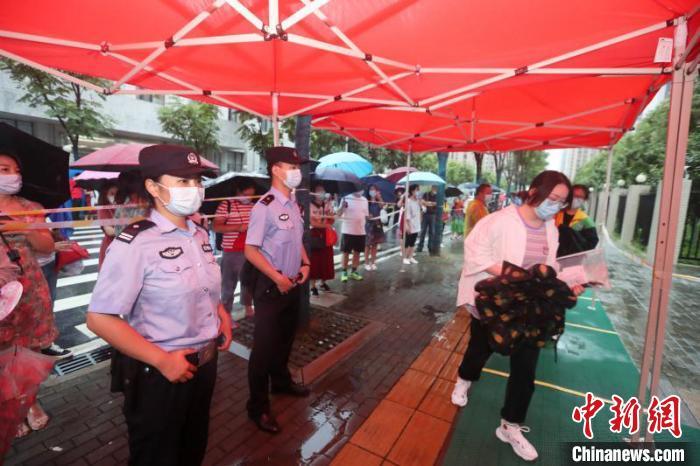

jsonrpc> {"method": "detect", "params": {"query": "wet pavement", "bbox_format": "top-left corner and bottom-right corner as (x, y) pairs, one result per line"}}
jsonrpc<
(5, 240), (465, 466)
(7, 233), (699, 465)
(596, 240), (700, 424)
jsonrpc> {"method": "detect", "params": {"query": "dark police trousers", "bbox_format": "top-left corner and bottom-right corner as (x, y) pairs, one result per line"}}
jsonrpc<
(417, 212), (436, 252)
(117, 351), (218, 466)
(247, 284), (301, 417)
(458, 317), (540, 424)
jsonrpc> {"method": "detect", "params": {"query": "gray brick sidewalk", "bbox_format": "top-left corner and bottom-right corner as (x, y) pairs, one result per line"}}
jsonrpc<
(596, 241), (700, 425)
(5, 243), (464, 466)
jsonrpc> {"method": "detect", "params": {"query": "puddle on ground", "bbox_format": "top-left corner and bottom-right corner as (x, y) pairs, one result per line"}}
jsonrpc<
(297, 402), (354, 464)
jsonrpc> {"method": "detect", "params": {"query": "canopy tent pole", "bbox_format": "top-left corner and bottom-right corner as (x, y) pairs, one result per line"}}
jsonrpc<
(633, 16), (696, 442)
(272, 93), (280, 146)
(401, 144), (412, 269)
(431, 152), (448, 255)
(601, 147), (614, 225)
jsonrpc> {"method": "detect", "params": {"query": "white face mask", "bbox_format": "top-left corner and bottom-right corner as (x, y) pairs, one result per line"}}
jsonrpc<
(107, 194), (116, 205)
(572, 197), (585, 209)
(157, 183), (204, 217)
(281, 168), (302, 189)
(0, 174), (22, 195)
(369, 189), (377, 198)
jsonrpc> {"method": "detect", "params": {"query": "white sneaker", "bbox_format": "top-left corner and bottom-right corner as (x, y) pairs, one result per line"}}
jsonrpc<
(371, 264), (378, 270)
(409, 257), (419, 264)
(495, 420), (538, 461)
(365, 264), (372, 271)
(402, 258), (411, 265)
(451, 377), (470, 407)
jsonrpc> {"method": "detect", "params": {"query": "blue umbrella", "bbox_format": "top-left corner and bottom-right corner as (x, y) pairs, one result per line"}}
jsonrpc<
(396, 171), (445, 186)
(313, 167), (364, 195)
(361, 175), (396, 203)
(317, 152), (373, 178)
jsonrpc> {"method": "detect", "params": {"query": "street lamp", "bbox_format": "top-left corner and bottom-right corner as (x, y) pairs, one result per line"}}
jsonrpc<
(635, 173), (648, 184)
(617, 179), (626, 187)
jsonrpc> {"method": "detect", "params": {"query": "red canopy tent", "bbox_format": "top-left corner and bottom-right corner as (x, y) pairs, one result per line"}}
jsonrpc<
(1, 1), (698, 146)
(2, 0), (699, 443)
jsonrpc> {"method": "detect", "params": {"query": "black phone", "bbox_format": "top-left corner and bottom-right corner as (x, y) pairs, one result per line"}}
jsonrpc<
(185, 352), (199, 366)
(216, 333), (226, 347)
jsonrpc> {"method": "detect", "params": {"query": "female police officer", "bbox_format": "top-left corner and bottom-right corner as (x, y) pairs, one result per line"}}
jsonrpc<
(86, 144), (232, 466)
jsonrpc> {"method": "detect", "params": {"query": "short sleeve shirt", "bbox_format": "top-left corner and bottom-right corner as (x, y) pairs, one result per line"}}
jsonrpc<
(340, 195), (369, 235)
(88, 210), (222, 351)
(245, 187), (304, 277)
(216, 199), (253, 252)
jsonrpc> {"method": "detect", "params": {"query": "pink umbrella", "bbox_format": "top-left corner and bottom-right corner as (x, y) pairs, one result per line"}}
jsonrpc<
(385, 167), (418, 183)
(71, 143), (219, 173)
(73, 170), (119, 191)
(74, 170), (119, 181)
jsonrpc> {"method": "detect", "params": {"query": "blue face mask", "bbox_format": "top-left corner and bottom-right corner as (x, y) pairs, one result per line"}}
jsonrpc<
(535, 198), (564, 220)
(513, 197), (523, 206)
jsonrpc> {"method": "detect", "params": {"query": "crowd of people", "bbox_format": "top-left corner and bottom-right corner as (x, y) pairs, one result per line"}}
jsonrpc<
(0, 140), (602, 464)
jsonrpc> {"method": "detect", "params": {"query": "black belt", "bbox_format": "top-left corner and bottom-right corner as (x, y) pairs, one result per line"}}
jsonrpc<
(185, 340), (217, 367)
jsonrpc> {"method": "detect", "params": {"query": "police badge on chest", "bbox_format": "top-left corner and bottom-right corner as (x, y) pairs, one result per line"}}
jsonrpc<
(159, 247), (184, 259)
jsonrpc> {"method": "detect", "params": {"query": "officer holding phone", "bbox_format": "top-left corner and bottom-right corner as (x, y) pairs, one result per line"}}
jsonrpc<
(243, 146), (311, 434)
(86, 145), (232, 466)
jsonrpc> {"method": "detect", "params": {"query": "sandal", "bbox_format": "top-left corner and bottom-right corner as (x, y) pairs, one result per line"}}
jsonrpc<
(15, 421), (31, 439)
(27, 403), (50, 431)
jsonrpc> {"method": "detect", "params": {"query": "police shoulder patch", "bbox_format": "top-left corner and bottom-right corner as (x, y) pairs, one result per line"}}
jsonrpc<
(116, 220), (156, 244)
(260, 194), (275, 206)
(159, 246), (184, 259)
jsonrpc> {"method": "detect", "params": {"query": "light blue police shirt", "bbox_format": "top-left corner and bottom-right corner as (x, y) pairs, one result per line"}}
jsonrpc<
(245, 186), (304, 278)
(88, 210), (221, 351)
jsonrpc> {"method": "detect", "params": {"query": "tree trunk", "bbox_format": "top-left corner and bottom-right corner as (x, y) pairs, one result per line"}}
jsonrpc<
(474, 152), (484, 183)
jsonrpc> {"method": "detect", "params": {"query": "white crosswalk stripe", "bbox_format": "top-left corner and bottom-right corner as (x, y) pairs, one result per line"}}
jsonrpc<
(70, 234), (105, 240)
(74, 239), (103, 246)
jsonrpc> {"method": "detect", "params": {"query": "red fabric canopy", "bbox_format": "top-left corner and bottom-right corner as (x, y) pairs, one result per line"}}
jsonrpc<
(1, 1), (698, 151)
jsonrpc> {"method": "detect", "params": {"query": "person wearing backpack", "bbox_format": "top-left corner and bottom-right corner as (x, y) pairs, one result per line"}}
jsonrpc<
(213, 180), (256, 320)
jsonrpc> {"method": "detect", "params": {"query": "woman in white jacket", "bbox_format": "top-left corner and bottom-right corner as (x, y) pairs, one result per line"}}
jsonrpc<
(451, 171), (583, 462)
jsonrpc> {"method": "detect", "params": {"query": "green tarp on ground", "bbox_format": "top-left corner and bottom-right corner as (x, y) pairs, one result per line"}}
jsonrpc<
(443, 293), (699, 466)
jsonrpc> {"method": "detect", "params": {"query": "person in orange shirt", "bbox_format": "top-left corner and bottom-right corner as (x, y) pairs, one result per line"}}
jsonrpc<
(465, 184), (492, 237)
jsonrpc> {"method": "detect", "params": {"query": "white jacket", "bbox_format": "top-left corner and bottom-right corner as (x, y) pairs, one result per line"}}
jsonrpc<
(457, 205), (560, 308)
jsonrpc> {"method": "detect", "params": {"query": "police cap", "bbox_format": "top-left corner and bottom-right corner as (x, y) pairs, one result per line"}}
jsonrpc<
(265, 146), (308, 166)
(139, 144), (218, 179)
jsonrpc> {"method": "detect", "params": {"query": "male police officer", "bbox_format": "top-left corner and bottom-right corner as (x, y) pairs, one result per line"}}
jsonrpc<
(244, 146), (311, 433)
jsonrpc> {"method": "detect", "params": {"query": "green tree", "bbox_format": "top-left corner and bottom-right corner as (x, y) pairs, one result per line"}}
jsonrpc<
(1, 60), (113, 158)
(446, 160), (475, 185)
(310, 130), (346, 159)
(575, 79), (700, 187)
(234, 112), (295, 157)
(492, 152), (508, 187)
(505, 150), (549, 190)
(158, 101), (221, 155)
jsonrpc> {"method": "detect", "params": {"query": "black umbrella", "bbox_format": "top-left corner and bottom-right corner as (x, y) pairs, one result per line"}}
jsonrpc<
(201, 172), (270, 215)
(0, 123), (70, 208)
(312, 167), (363, 195)
(361, 175), (396, 203)
(445, 185), (463, 198)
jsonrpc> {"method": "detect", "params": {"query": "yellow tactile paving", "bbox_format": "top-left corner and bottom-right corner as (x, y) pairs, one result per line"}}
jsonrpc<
(386, 369), (436, 409)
